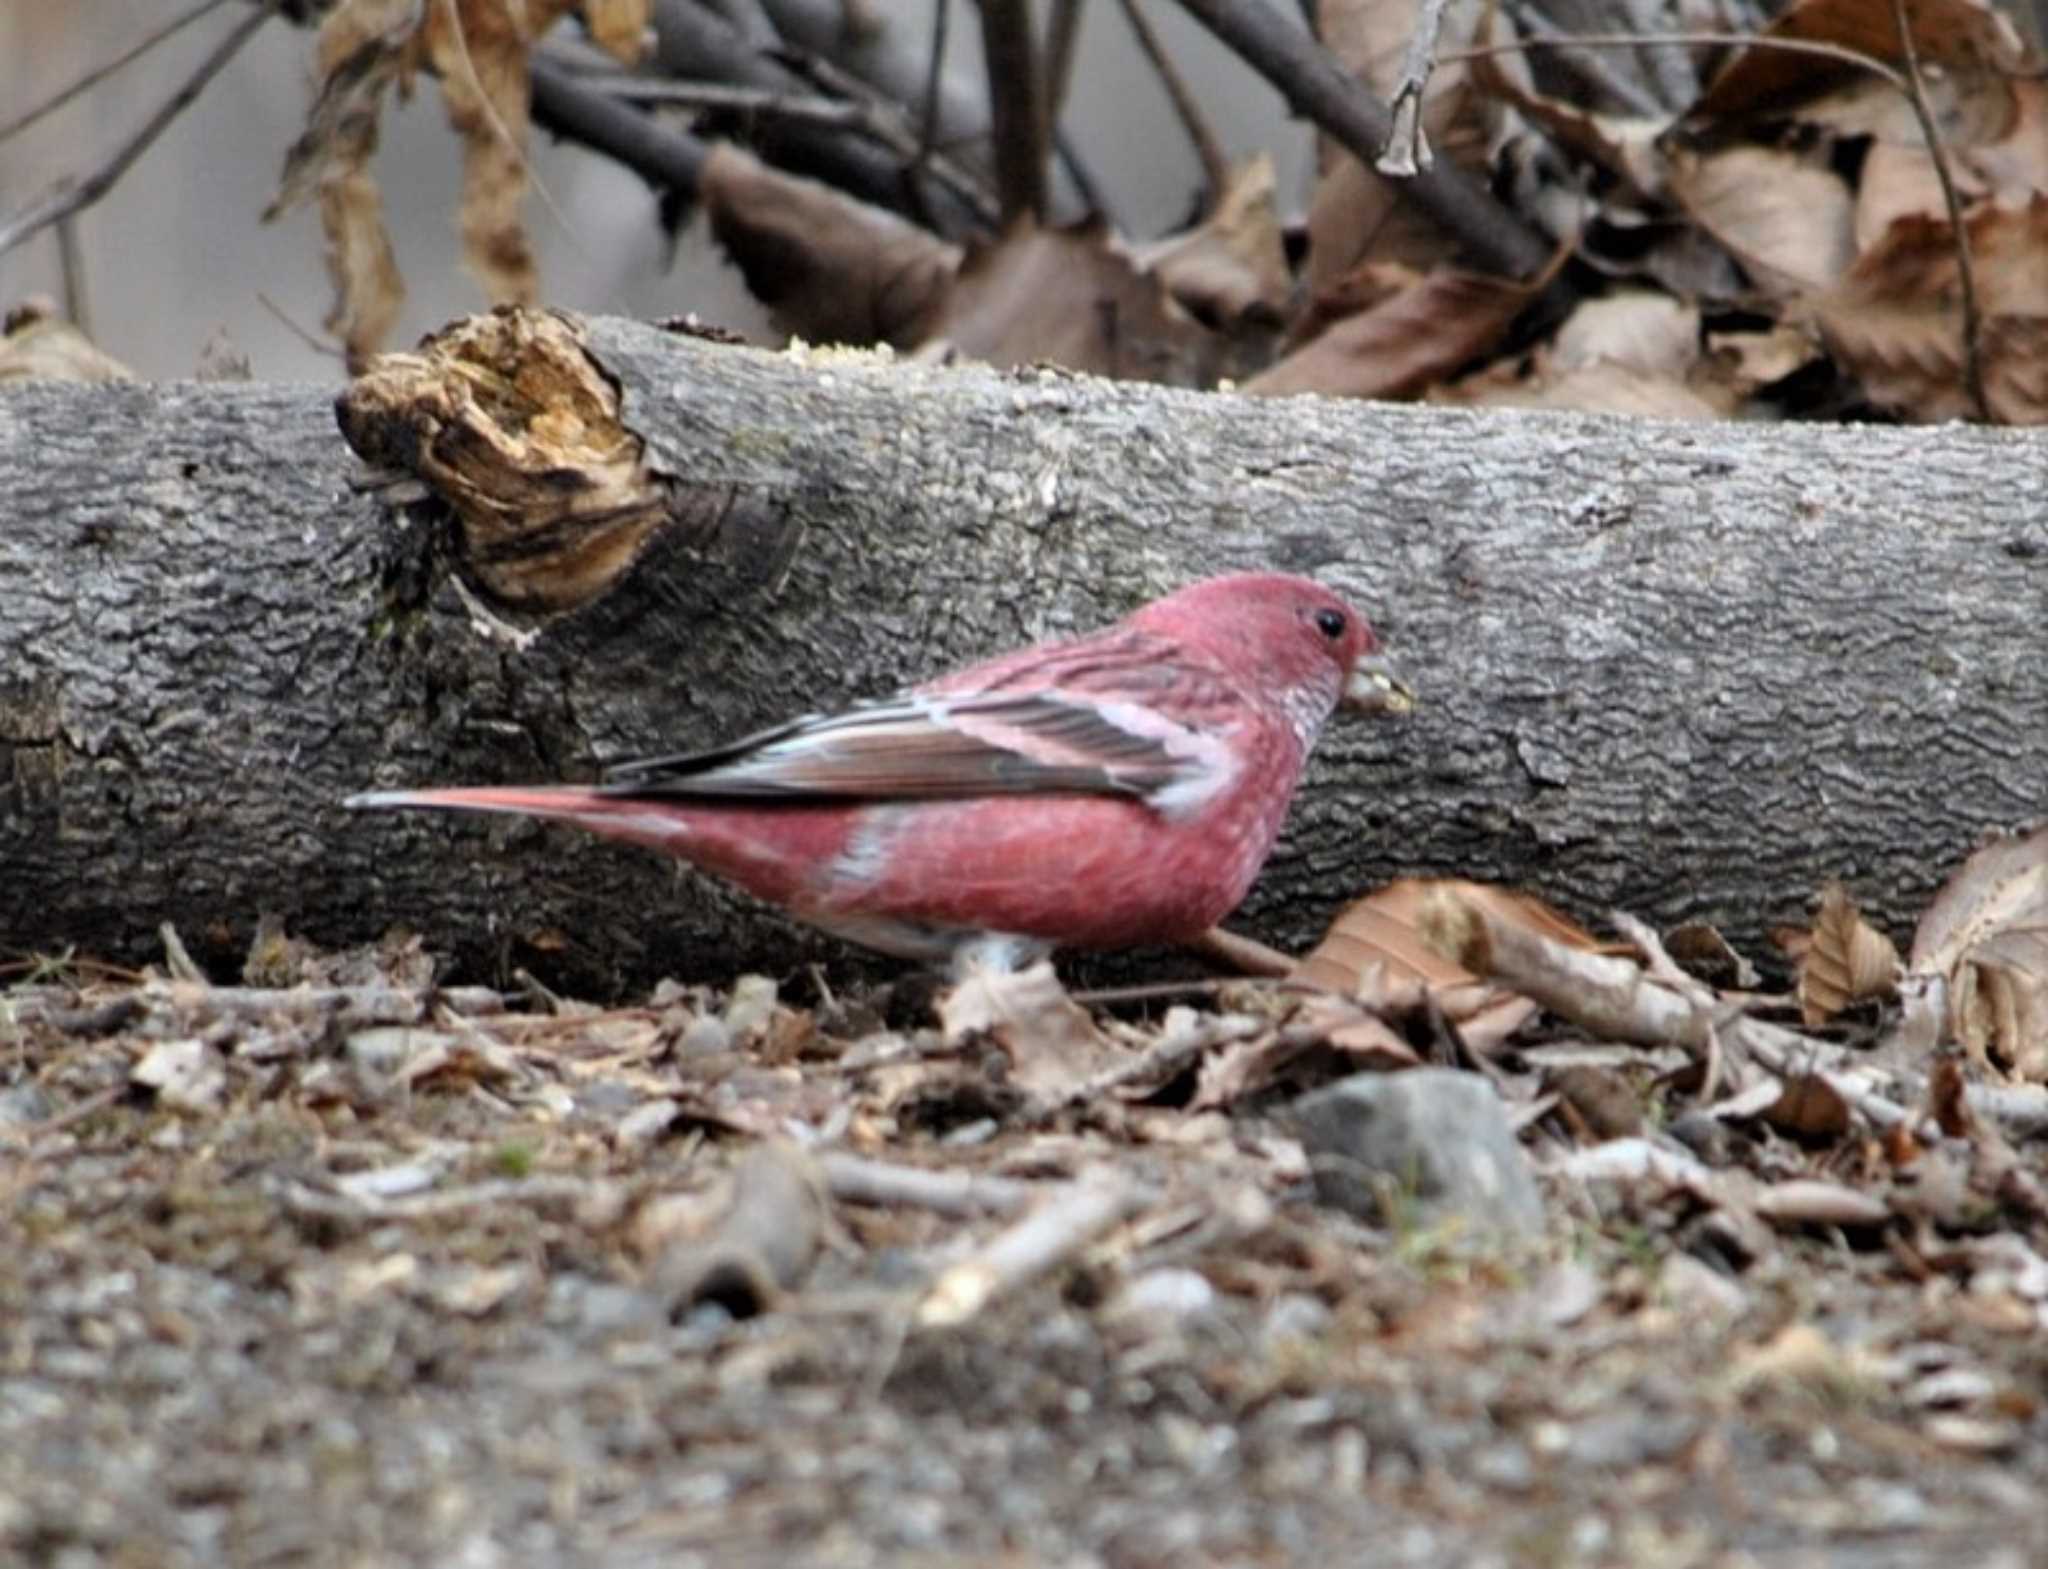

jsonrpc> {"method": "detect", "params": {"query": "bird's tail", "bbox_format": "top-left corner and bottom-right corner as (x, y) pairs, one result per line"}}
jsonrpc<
(345, 786), (693, 852)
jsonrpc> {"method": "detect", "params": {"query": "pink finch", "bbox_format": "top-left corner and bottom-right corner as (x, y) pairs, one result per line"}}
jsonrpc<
(347, 573), (1413, 969)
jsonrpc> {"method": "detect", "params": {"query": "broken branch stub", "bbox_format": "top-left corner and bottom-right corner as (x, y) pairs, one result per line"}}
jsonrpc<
(335, 307), (677, 612)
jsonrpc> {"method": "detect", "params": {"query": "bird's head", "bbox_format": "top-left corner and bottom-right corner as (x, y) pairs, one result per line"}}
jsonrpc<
(1129, 573), (1415, 730)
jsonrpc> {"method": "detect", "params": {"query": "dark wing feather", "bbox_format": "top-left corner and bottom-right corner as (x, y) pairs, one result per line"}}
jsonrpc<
(598, 691), (1197, 803)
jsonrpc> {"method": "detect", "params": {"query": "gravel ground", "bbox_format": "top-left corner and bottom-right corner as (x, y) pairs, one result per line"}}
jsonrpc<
(5, 953), (2047, 1569)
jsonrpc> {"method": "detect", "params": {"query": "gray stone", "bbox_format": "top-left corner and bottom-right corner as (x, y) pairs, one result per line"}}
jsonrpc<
(1291, 1070), (1544, 1238)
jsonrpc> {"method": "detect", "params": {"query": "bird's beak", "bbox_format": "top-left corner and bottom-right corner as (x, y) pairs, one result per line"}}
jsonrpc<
(1344, 654), (1416, 717)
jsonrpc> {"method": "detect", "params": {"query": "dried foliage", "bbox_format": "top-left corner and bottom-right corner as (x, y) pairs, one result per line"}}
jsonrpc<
(264, 0), (649, 367)
(261, 0), (2048, 418)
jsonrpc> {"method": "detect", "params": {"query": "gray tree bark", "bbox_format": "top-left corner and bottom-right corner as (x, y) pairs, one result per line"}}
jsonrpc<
(2, 310), (2042, 993)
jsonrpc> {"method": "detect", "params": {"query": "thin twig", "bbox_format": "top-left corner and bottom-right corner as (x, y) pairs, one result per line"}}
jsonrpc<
(256, 290), (346, 361)
(19, 1085), (124, 1140)
(817, 1151), (1037, 1217)
(772, 51), (1003, 223)
(433, 0), (587, 271)
(0, 0), (233, 145)
(1119, 0), (1230, 206)
(1069, 978), (1236, 1007)
(918, 1166), (1152, 1326)
(0, 2), (274, 258)
(1885, 0), (1988, 421)
(1186, 925), (1295, 977)
(598, 59), (1012, 216)
(1172, 0), (1555, 280)
(54, 216), (90, 334)
(1377, 0), (1452, 176)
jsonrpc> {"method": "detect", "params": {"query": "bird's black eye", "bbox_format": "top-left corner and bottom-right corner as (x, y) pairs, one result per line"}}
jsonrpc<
(1313, 607), (1347, 641)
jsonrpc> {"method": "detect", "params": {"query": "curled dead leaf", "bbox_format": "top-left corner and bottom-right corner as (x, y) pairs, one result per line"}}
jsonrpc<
(1814, 194), (2048, 424)
(1246, 264), (1545, 400)
(1130, 155), (1291, 331)
(1297, 878), (1585, 1050)
(1762, 1073), (1852, 1142)
(1664, 141), (1857, 300)
(1909, 823), (2048, 1079)
(1688, 0), (2025, 128)
(1798, 881), (1901, 1028)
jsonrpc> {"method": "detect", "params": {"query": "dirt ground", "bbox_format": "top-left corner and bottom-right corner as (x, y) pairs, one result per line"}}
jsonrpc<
(4, 941), (2047, 1569)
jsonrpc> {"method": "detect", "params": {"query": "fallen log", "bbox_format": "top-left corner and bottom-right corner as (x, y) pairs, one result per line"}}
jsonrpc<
(2, 307), (2040, 991)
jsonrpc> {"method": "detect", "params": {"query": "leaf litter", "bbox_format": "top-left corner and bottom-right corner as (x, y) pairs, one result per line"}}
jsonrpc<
(10, 816), (2048, 1561)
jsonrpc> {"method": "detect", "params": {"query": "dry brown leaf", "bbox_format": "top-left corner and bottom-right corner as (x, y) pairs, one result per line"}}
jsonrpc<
(1912, 824), (2048, 976)
(702, 143), (961, 347)
(1848, 75), (2047, 250)
(1965, 78), (2048, 199)
(317, 125), (406, 367)
(1951, 931), (2048, 1081)
(1663, 920), (1761, 989)
(266, 0), (420, 365)
(1814, 194), (2048, 422)
(1927, 1052), (1975, 1137)
(1245, 263), (1540, 399)
(1798, 881), (1901, 1028)
(1783, 65), (1998, 146)
(1688, 0), (2026, 127)
(1550, 290), (1702, 378)
(1853, 137), (1988, 253)
(1130, 154), (1291, 331)
(1665, 141), (1857, 299)
(1295, 878), (1584, 1047)
(270, 0), (635, 364)
(1698, 321), (1823, 397)
(1300, 878), (1565, 993)
(421, 0), (572, 311)
(936, 961), (1123, 1100)
(1908, 823), (2048, 1078)
(919, 219), (1219, 385)
(1763, 1074), (1853, 1140)
(1434, 354), (1734, 418)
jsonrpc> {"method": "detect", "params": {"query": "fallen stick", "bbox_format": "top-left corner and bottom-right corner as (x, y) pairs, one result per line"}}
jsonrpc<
(918, 1167), (1153, 1327)
(817, 1151), (1037, 1218)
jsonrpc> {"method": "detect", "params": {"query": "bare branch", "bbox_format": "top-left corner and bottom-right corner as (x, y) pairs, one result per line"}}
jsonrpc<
(1885, 0), (1988, 423)
(979, 0), (1050, 221)
(1119, 0), (1231, 206)
(0, 3), (274, 259)
(0, 0), (233, 146)
(1171, 0), (1555, 280)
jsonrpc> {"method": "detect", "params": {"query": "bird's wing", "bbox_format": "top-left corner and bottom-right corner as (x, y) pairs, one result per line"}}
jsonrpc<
(599, 690), (1213, 801)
